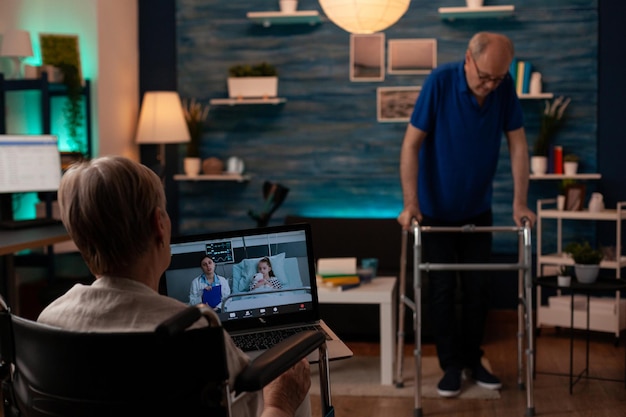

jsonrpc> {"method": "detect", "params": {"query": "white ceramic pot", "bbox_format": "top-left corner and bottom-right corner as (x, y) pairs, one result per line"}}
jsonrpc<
(530, 156), (548, 175)
(588, 192), (605, 212)
(563, 161), (578, 176)
(574, 264), (600, 284)
(557, 275), (571, 287)
(227, 77), (278, 99)
(557, 194), (566, 211)
(465, 0), (484, 8)
(226, 156), (245, 174)
(183, 157), (201, 177)
(279, 0), (298, 13)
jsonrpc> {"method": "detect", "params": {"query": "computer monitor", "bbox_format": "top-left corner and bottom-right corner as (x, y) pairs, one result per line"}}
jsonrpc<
(0, 134), (61, 194)
(0, 135), (62, 225)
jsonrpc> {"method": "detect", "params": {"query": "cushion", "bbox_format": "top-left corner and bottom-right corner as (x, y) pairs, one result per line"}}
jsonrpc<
(232, 252), (287, 293)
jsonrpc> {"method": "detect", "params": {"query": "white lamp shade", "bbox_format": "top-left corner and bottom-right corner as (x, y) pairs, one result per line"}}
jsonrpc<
(319, 0), (410, 34)
(0, 29), (33, 57)
(135, 91), (191, 144)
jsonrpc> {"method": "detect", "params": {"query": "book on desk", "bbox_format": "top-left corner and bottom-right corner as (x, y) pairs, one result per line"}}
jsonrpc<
(316, 257), (361, 291)
(316, 275), (361, 292)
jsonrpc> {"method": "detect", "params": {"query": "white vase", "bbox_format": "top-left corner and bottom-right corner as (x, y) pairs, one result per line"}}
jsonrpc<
(465, 0), (483, 8)
(184, 157), (201, 177)
(530, 156), (548, 175)
(557, 275), (571, 287)
(279, 0), (298, 13)
(557, 194), (566, 211)
(226, 156), (245, 174)
(530, 72), (542, 95)
(574, 264), (600, 284)
(563, 161), (578, 176)
(588, 192), (605, 212)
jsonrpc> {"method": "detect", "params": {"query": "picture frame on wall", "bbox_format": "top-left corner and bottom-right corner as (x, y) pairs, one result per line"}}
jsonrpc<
(388, 39), (437, 75)
(376, 86), (421, 123)
(39, 33), (83, 83)
(564, 184), (586, 211)
(350, 33), (385, 82)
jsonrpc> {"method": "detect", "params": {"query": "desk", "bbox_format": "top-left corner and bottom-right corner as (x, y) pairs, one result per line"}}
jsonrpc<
(317, 276), (397, 385)
(535, 276), (626, 393)
(0, 224), (70, 314)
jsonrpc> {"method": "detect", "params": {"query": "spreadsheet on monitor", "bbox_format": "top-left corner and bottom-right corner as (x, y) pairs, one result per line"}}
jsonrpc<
(0, 135), (61, 194)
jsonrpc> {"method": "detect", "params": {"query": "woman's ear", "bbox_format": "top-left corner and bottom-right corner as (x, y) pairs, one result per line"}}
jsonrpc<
(153, 207), (168, 245)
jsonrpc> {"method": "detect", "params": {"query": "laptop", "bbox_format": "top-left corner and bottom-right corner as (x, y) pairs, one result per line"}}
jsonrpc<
(159, 223), (353, 362)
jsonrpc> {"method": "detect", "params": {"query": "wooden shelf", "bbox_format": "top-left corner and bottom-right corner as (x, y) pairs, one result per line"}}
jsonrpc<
(246, 10), (321, 27)
(438, 5), (515, 20)
(530, 173), (601, 180)
(538, 253), (626, 270)
(210, 97), (286, 106)
(535, 208), (626, 222)
(173, 173), (251, 182)
(519, 93), (554, 100)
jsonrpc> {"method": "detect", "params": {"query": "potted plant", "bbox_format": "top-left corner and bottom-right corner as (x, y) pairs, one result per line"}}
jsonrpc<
(563, 153), (579, 176)
(54, 63), (85, 155)
(182, 98), (210, 177)
(531, 96), (571, 175)
(564, 240), (603, 283)
(227, 62), (278, 99)
(557, 264), (571, 287)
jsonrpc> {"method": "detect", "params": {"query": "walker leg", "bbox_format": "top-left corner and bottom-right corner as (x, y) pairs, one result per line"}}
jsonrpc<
(395, 230), (408, 387)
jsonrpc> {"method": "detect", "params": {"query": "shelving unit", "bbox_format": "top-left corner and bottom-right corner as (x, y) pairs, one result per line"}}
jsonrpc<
(209, 97), (286, 106)
(536, 199), (626, 338)
(0, 72), (92, 224)
(438, 5), (515, 20)
(530, 173), (602, 180)
(519, 93), (554, 100)
(246, 10), (321, 27)
(173, 173), (251, 182)
(0, 72), (92, 157)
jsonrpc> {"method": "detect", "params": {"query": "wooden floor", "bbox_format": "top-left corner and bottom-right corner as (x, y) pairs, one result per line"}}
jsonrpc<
(311, 310), (626, 417)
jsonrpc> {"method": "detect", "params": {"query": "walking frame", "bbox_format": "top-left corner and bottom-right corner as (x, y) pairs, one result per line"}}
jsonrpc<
(395, 219), (535, 417)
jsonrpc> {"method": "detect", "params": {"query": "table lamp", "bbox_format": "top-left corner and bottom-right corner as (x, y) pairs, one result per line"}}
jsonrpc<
(135, 91), (190, 179)
(0, 29), (34, 79)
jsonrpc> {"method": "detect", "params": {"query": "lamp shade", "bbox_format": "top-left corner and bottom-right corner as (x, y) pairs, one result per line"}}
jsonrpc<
(319, 0), (410, 34)
(135, 91), (190, 144)
(0, 29), (33, 57)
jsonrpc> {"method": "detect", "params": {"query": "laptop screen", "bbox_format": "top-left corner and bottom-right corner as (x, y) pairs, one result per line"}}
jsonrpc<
(159, 223), (320, 332)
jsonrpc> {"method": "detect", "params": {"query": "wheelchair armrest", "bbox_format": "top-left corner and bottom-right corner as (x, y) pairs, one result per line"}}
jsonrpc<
(155, 306), (202, 337)
(155, 305), (221, 337)
(234, 330), (325, 393)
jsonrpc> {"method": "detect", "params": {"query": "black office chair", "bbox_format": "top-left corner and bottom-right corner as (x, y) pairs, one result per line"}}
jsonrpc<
(0, 299), (334, 417)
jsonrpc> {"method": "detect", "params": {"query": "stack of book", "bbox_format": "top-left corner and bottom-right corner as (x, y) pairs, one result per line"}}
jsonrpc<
(316, 257), (361, 291)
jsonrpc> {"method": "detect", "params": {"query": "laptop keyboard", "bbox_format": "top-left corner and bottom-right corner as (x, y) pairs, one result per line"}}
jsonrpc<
(232, 325), (332, 352)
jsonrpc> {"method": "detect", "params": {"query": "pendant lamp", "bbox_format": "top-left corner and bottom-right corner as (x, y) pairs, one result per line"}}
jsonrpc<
(319, 0), (410, 34)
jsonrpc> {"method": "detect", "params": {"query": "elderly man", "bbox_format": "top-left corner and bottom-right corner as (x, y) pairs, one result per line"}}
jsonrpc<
(397, 32), (536, 397)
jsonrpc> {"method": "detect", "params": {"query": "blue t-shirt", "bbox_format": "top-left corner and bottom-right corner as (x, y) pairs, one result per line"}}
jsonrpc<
(409, 61), (523, 221)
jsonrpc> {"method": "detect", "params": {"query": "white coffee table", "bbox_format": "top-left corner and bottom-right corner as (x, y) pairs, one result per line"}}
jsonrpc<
(317, 276), (397, 385)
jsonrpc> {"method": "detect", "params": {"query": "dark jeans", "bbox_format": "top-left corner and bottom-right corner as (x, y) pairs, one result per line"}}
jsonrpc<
(421, 210), (493, 372)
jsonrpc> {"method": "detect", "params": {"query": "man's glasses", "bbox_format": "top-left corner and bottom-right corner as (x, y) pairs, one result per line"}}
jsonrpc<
(471, 56), (509, 85)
